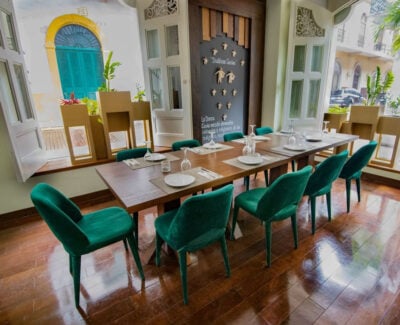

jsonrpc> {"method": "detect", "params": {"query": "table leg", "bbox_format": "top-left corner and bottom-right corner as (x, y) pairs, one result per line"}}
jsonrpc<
(269, 164), (289, 184)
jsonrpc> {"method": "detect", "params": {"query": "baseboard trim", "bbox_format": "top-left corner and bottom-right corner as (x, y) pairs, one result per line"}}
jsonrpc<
(0, 189), (115, 230)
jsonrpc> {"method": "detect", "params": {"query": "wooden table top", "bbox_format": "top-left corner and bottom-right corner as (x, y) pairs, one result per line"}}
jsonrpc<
(95, 133), (358, 214)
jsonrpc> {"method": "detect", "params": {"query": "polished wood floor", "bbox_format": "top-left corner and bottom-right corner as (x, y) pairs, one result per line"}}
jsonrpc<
(1, 174), (400, 324)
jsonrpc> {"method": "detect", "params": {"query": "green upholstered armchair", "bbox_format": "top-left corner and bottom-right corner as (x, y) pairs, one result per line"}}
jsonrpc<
(231, 166), (312, 267)
(30, 183), (145, 307)
(255, 126), (273, 135)
(154, 184), (234, 304)
(172, 139), (201, 151)
(223, 132), (244, 142)
(304, 150), (348, 234)
(116, 147), (151, 246)
(339, 141), (377, 212)
(116, 147), (150, 161)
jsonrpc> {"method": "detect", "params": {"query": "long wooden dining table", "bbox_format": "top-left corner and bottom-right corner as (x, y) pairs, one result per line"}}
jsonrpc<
(96, 132), (358, 263)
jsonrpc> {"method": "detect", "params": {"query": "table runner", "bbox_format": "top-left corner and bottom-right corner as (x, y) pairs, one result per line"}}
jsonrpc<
(149, 167), (223, 194)
(123, 153), (180, 170)
(187, 144), (233, 155)
(223, 154), (283, 170)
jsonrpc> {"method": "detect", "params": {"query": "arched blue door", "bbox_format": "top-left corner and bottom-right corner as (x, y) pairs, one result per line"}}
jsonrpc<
(55, 24), (103, 99)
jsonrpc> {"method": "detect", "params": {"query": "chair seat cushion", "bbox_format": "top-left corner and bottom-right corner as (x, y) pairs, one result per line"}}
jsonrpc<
(78, 207), (134, 253)
(235, 187), (268, 217)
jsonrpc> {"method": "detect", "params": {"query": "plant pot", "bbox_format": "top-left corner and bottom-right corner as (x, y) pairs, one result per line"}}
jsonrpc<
(97, 91), (135, 159)
(89, 115), (108, 160)
(349, 105), (380, 140)
(60, 104), (96, 164)
(323, 112), (349, 131)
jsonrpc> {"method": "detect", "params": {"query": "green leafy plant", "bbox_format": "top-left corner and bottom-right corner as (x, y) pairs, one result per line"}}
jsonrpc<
(366, 66), (394, 106)
(81, 97), (99, 115)
(133, 83), (146, 102)
(328, 105), (350, 114)
(376, 0), (400, 52)
(98, 51), (121, 92)
(388, 96), (400, 115)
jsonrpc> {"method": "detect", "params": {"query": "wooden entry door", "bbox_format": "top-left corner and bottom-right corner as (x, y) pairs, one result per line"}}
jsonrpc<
(189, 0), (266, 142)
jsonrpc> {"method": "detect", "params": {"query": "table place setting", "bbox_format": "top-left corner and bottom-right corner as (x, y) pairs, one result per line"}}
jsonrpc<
(223, 153), (281, 170)
(187, 143), (233, 155)
(123, 152), (180, 170)
(149, 167), (222, 194)
(232, 136), (270, 144)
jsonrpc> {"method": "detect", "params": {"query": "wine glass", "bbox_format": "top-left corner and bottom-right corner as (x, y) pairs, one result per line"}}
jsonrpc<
(180, 147), (192, 171)
(323, 120), (330, 134)
(242, 136), (252, 156)
(208, 131), (216, 147)
(249, 124), (256, 137)
(288, 119), (296, 146)
(144, 140), (152, 159)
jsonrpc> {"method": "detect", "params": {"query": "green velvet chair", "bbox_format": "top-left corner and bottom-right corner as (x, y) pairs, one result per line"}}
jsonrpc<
(303, 150), (348, 234)
(255, 126), (273, 135)
(223, 131), (244, 142)
(172, 139), (201, 151)
(30, 183), (145, 307)
(116, 147), (151, 246)
(155, 184), (234, 304)
(116, 147), (150, 161)
(339, 140), (377, 212)
(223, 131), (252, 190)
(231, 166), (312, 267)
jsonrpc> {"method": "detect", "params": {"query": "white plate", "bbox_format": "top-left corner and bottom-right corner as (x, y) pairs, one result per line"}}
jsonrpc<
(203, 142), (223, 149)
(237, 155), (264, 165)
(283, 144), (306, 151)
(164, 174), (195, 187)
(280, 130), (292, 134)
(145, 153), (166, 162)
(253, 135), (270, 141)
(306, 136), (322, 142)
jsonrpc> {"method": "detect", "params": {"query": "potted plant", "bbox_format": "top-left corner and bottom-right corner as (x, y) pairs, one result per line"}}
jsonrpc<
(96, 51), (136, 159)
(132, 83), (154, 150)
(349, 66), (394, 140)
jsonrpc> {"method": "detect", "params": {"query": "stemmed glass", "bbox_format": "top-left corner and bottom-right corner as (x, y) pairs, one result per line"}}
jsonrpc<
(249, 124), (256, 137)
(323, 120), (330, 134)
(208, 131), (216, 147)
(180, 147), (192, 171)
(288, 119), (296, 146)
(144, 140), (152, 159)
(242, 136), (252, 156)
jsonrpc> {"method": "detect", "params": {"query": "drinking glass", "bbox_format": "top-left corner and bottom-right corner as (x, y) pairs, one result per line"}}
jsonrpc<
(208, 131), (216, 147)
(288, 119), (296, 146)
(145, 140), (152, 159)
(323, 120), (330, 134)
(242, 136), (252, 156)
(180, 147), (192, 171)
(249, 124), (256, 137)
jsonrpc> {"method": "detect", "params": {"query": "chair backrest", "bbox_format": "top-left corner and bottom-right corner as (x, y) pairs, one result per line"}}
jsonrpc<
(255, 126), (273, 135)
(30, 183), (89, 253)
(256, 166), (312, 221)
(340, 141), (377, 179)
(116, 147), (149, 161)
(172, 139), (201, 151)
(304, 150), (348, 197)
(165, 184), (234, 250)
(223, 132), (244, 141)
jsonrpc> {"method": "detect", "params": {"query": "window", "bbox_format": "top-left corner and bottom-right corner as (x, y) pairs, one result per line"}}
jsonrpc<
(352, 64), (361, 90)
(55, 24), (103, 100)
(358, 13), (367, 47)
(0, 2), (46, 181)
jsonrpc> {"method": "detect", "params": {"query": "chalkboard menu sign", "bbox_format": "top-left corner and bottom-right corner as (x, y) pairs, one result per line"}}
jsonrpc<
(199, 36), (249, 143)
